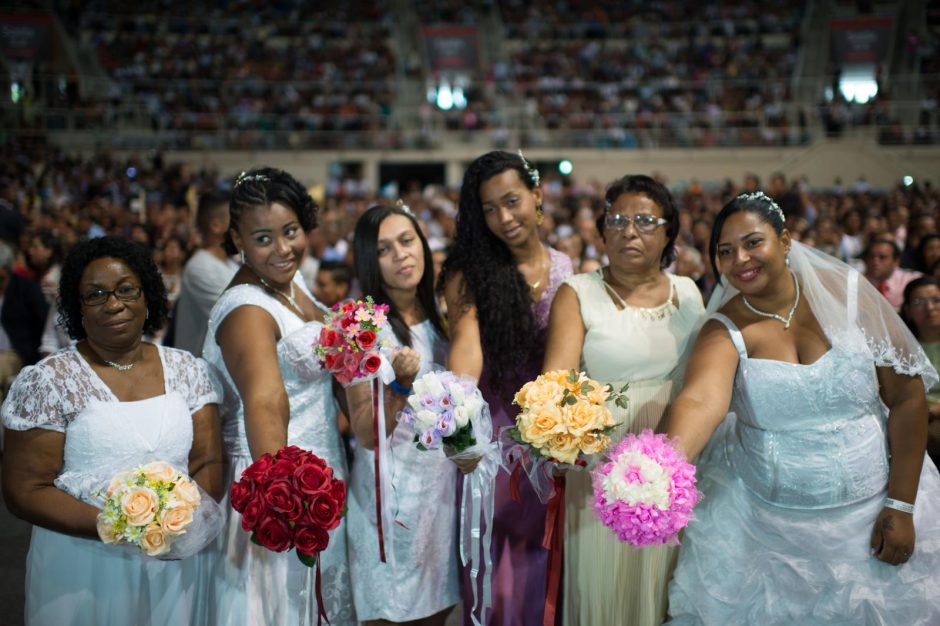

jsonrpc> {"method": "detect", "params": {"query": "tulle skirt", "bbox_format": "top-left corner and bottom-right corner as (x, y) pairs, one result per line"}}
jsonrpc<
(25, 527), (212, 626)
(668, 419), (940, 625)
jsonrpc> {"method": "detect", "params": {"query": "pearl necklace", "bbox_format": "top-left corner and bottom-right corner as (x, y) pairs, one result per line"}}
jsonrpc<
(742, 272), (800, 329)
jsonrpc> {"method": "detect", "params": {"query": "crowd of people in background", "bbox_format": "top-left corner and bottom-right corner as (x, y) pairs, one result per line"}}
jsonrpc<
(0, 135), (938, 408)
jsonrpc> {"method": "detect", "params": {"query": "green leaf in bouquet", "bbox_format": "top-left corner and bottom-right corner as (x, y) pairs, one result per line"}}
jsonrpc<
(566, 370), (580, 384)
(565, 395), (578, 406)
(296, 550), (319, 568)
(620, 382), (630, 393)
(250, 532), (262, 547)
(443, 423), (477, 453)
(581, 381), (593, 393)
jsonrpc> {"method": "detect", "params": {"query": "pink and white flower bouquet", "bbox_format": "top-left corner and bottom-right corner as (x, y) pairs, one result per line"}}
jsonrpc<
(96, 461), (220, 558)
(591, 430), (701, 547)
(315, 297), (391, 385)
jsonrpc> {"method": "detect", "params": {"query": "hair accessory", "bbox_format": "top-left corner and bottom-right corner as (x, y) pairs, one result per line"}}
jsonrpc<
(235, 171), (270, 188)
(738, 191), (785, 224)
(395, 199), (415, 217)
(884, 497), (915, 514)
(517, 149), (540, 186)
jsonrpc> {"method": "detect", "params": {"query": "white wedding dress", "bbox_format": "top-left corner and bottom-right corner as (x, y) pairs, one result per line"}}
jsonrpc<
(1, 344), (220, 626)
(203, 283), (356, 626)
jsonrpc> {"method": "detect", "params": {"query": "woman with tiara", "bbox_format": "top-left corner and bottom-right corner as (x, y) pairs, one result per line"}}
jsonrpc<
(440, 150), (572, 625)
(665, 192), (940, 624)
(204, 168), (355, 625)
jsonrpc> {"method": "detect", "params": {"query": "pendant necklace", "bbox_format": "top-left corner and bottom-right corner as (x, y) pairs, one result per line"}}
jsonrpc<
(104, 359), (135, 372)
(250, 268), (304, 317)
(527, 248), (548, 291)
(742, 272), (800, 329)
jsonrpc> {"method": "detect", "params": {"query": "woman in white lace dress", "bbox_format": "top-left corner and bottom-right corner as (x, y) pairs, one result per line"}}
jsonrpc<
(2, 236), (224, 626)
(344, 204), (459, 625)
(203, 168), (355, 626)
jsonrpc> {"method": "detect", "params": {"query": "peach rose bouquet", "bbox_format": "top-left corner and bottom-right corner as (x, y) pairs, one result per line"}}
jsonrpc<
(506, 369), (623, 466)
(503, 370), (625, 625)
(96, 462), (210, 558)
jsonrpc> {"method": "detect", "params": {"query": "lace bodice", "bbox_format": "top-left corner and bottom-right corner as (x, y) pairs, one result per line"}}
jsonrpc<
(1, 345), (219, 505)
(202, 283), (346, 475)
(565, 271), (704, 382)
(714, 314), (889, 509)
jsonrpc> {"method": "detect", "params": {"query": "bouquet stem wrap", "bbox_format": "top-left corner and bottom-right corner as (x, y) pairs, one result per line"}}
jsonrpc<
(371, 375), (395, 565)
(454, 415), (501, 626)
(541, 476), (565, 626)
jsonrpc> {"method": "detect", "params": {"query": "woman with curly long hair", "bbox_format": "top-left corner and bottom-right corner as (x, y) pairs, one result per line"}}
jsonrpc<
(440, 151), (573, 625)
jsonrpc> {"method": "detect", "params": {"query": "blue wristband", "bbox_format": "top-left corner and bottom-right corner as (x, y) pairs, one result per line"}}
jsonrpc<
(389, 379), (413, 395)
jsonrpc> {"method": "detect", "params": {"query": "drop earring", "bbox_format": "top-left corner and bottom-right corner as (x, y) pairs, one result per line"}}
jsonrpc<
(240, 249), (246, 265)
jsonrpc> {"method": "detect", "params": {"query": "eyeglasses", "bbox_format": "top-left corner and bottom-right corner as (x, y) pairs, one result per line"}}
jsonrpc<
(80, 284), (143, 306)
(604, 213), (668, 233)
(911, 296), (940, 308)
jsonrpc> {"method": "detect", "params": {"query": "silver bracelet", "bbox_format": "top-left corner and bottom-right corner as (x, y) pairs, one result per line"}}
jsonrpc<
(884, 497), (915, 514)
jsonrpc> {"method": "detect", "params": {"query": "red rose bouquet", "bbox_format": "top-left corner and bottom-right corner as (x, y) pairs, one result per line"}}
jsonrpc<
(230, 446), (346, 624)
(230, 445), (346, 564)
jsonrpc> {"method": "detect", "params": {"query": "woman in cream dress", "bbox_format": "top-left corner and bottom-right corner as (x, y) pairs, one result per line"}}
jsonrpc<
(543, 175), (704, 626)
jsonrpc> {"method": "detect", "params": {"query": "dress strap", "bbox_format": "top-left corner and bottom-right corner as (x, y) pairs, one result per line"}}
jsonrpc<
(847, 269), (859, 327)
(711, 313), (748, 360)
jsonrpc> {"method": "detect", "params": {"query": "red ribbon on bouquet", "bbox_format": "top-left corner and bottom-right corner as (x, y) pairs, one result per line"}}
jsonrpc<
(371, 377), (387, 563)
(541, 475), (565, 626)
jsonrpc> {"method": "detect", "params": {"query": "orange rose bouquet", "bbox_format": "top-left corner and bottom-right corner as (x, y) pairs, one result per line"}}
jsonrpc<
(96, 462), (222, 559)
(503, 369), (625, 626)
(506, 369), (623, 466)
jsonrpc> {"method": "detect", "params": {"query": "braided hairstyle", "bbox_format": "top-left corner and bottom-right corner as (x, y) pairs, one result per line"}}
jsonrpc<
(353, 204), (445, 348)
(439, 150), (541, 396)
(223, 167), (318, 255)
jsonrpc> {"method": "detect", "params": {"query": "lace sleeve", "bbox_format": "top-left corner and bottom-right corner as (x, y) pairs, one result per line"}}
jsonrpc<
(1, 361), (67, 432)
(161, 347), (220, 413)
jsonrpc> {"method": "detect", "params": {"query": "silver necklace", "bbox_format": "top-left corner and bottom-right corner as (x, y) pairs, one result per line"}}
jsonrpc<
(104, 359), (134, 372)
(255, 273), (304, 317)
(742, 272), (800, 329)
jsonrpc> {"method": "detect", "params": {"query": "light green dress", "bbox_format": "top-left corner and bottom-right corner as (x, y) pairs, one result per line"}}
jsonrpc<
(562, 270), (704, 626)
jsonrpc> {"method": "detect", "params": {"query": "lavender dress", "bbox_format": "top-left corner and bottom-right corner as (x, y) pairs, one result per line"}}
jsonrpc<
(461, 247), (573, 626)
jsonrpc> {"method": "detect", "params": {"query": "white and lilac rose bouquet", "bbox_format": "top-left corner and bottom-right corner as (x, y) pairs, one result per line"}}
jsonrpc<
(399, 370), (485, 453)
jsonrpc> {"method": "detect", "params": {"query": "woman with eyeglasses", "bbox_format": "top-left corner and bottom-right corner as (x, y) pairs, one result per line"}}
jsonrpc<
(542, 175), (704, 626)
(903, 276), (940, 467)
(1, 236), (224, 625)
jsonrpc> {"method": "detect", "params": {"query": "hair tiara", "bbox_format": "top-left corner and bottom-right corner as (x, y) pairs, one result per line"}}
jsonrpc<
(235, 171), (270, 188)
(517, 149), (540, 186)
(395, 198), (415, 217)
(738, 191), (785, 224)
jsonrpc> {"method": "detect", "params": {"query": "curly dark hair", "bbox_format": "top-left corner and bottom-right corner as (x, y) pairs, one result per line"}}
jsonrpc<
(709, 192), (786, 284)
(595, 174), (681, 268)
(353, 205), (445, 347)
(438, 150), (541, 396)
(58, 236), (169, 340)
(223, 166), (319, 255)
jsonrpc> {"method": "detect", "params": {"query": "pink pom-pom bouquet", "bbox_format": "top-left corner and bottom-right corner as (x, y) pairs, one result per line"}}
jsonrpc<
(591, 429), (701, 547)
